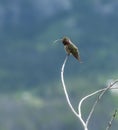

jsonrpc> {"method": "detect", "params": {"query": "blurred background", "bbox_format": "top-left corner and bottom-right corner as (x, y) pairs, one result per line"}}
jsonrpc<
(0, 0), (118, 130)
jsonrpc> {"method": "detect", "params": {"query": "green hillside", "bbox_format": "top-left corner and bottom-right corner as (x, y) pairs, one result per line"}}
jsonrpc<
(0, 0), (118, 130)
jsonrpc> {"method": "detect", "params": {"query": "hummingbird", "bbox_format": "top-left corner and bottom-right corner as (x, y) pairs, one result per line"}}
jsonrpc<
(62, 37), (82, 62)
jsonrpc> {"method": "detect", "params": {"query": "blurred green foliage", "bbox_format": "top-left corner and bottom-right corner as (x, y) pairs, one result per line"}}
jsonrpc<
(0, 0), (118, 130)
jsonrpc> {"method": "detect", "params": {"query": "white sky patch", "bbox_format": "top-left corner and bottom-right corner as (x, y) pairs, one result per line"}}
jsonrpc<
(107, 79), (118, 95)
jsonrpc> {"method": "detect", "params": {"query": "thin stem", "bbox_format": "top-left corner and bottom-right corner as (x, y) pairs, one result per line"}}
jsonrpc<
(61, 55), (118, 130)
(61, 55), (78, 117)
(106, 109), (117, 130)
(61, 55), (87, 130)
(78, 88), (106, 117)
(78, 80), (118, 127)
(86, 80), (118, 126)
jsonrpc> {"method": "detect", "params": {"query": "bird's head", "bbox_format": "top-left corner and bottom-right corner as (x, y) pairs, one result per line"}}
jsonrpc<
(62, 37), (70, 45)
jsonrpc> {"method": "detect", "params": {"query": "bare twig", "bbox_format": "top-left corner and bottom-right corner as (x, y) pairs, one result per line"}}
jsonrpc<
(61, 55), (88, 130)
(78, 88), (105, 115)
(86, 80), (118, 126)
(106, 109), (117, 130)
(61, 55), (78, 117)
(61, 55), (118, 130)
(78, 88), (105, 121)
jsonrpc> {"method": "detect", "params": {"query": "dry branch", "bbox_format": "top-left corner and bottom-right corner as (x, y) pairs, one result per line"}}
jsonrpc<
(61, 55), (118, 130)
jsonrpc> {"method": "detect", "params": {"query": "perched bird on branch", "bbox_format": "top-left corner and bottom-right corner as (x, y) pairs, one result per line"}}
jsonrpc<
(62, 37), (82, 62)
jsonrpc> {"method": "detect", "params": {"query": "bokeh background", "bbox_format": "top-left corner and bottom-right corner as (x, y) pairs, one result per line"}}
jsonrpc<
(0, 0), (118, 130)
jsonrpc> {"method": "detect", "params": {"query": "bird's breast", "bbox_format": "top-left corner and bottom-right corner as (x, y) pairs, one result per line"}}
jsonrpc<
(64, 45), (71, 55)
